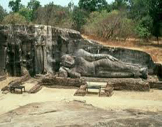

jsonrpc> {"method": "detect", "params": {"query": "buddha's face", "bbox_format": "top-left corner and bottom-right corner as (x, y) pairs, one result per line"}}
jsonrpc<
(61, 54), (75, 68)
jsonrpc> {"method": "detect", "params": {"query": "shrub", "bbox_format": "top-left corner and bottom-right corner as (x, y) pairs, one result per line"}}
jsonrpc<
(135, 15), (153, 39)
(0, 6), (7, 23)
(72, 7), (88, 31)
(19, 8), (32, 22)
(83, 10), (135, 40)
(2, 13), (27, 25)
(34, 4), (73, 28)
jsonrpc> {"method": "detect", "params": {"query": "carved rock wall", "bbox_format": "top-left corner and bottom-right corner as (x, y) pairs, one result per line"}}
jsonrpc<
(0, 25), (159, 78)
(0, 26), (7, 75)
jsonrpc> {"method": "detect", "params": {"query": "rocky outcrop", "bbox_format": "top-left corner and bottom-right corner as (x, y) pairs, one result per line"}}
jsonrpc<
(0, 101), (162, 127)
(0, 27), (6, 76)
(0, 25), (158, 78)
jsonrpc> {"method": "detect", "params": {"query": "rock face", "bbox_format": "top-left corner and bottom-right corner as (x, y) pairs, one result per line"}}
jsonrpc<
(60, 50), (148, 79)
(0, 28), (6, 76)
(0, 101), (162, 127)
(0, 25), (159, 78)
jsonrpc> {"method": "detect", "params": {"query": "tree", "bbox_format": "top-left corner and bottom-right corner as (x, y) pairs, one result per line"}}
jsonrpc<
(147, 0), (162, 41)
(78, 0), (108, 12)
(27, 0), (40, 11)
(68, 0), (74, 12)
(27, 0), (41, 20)
(9, 0), (23, 12)
(43, 2), (54, 25)
(34, 3), (72, 28)
(135, 15), (153, 39)
(19, 8), (32, 22)
(72, 7), (88, 31)
(111, 0), (128, 10)
(127, 0), (162, 40)
(2, 13), (27, 25)
(0, 6), (7, 23)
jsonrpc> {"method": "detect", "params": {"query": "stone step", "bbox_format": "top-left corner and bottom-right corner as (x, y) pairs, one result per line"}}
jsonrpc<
(149, 81), (162, 89)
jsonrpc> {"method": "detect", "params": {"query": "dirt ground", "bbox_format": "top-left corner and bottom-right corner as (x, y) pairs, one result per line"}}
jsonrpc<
(1, 101), (162, 127)
(1, 77), (162, 116)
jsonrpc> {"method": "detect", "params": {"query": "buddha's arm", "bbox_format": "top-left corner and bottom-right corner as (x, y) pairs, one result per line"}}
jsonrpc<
(76, 49), (118, 62)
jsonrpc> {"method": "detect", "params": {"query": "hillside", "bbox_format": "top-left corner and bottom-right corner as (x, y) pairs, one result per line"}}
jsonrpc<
(83, 35), (162, 63)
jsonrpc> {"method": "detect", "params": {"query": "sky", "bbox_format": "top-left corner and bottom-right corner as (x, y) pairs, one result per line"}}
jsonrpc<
(0, 0), (114, 12)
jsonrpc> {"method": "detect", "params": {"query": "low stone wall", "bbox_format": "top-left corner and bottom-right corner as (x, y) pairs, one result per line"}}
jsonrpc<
(41, 76), (86, 87)
(106, 78), (150, 91)
(149, 82), (162, 89)
(40, 76), (150, 91)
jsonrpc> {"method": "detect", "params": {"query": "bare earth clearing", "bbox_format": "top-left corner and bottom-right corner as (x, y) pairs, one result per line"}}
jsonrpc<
(1, 78), (162, 116)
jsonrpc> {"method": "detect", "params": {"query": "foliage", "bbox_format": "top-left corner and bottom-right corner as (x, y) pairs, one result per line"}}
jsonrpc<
(2, 13), (27, 25)
(4, 0), (162, 40)
(0, 6), (7, 23)
(9, 0), (23, 12)
(34, 3), (73, 28)
(147, 0), (162, 39)
(83, 10), (135, 39)
(111, 0), (128, 10)
(27, 0), (41, 21)
(27, 0), (40, 11)
(72, 7), (88, 31)
(68, 1), (74, 12)
(78, 0), (108, 12)
(19, 8), (32, 22)
(127, 0), (162, 39)
(135, 15), (153, 39)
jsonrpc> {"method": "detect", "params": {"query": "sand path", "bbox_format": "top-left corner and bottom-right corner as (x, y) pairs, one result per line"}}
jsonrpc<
(0, 86), (162, 115)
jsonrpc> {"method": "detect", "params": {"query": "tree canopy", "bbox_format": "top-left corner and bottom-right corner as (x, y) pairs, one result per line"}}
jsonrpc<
(0, 0), (161, 40)
(27, 0), (40, 11)
(2, 13), (27, 25)
(0, 6), (7, 22)
(9, 0), (23, 12)
(79, 0), (108, 12)
(127, 0), (162, 39)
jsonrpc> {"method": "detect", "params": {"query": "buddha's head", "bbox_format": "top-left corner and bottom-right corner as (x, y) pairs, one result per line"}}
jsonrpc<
(61, 54), (75, 68)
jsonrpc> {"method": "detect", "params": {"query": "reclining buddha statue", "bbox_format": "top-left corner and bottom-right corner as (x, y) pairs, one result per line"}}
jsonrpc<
(59, 49), (148, 79)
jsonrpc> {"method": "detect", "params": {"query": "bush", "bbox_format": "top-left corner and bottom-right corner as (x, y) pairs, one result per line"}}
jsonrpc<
(83, 10), (109, 35)
(0, 6), (7, 23)
(2, 13), (27, 25)
(19, 8), (32, 22)
(34, 4), (73, 28)
(83, 10), (135, 40)
(72, 7), (88, 31)
(135, 15), (153, 39)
